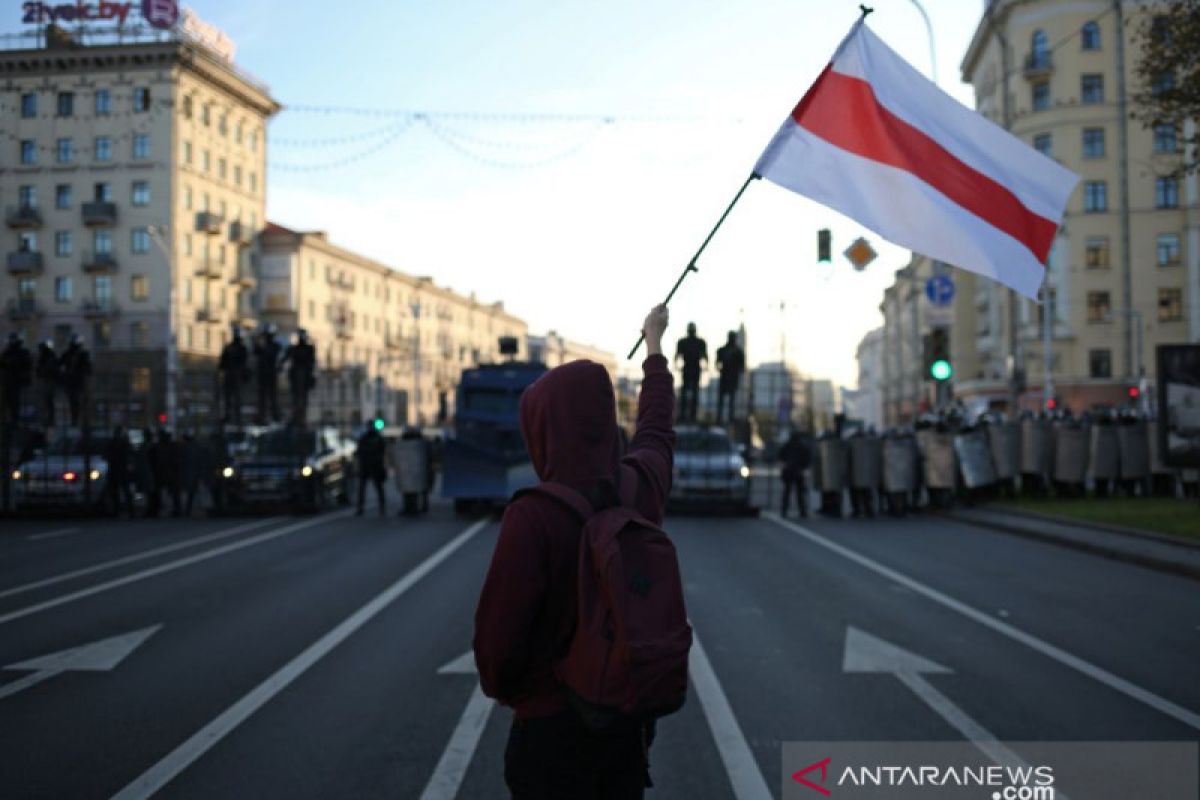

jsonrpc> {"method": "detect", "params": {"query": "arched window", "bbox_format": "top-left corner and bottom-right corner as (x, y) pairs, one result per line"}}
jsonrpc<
(1031, 29), (1049, 57)
(1081, 21), (1100, 50)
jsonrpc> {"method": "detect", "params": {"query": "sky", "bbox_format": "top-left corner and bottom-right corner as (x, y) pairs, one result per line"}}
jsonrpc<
(28, 0), (989, 386)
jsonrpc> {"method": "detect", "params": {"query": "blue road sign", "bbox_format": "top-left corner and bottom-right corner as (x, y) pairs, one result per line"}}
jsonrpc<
(925, 275), (955, 307)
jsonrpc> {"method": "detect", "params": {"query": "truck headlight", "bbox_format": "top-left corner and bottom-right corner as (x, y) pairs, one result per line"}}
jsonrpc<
(222, 466), (235, 479)
(739, 466), (750, 479)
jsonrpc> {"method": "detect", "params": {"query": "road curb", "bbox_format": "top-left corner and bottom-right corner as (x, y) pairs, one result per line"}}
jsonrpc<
(945, 510), (1200, 583)
(979, 505), (1200, 551)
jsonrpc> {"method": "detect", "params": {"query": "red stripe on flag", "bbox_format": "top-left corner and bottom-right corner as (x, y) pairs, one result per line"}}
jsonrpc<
(791, 67), (1057, 264)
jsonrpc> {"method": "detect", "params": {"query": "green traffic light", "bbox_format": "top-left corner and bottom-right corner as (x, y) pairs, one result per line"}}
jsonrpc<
(930, 360), (953, 381)
(373, 418), (385, 431)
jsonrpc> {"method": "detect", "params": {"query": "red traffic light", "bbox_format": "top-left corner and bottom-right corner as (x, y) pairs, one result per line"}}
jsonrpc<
(1127, 386), (1140, 399)
(158, 413), (168, 424)
(1046, 398), (1057, 410)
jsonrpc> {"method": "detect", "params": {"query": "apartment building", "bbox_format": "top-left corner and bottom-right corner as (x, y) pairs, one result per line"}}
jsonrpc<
(959, 0), (1198, 413)
(1, 21), (278, 424)
(257, 224), (529, 428)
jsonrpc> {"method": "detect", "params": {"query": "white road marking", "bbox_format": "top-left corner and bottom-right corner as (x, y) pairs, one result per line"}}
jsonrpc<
(420, 651), (494, 800)
(0, 517), (285, 600)
(689, 629), (773, 800)
(110, 518), (492, 800)
(764, 511), (1200, 732)
(26, 527), (81, 542)
(0, 625), (161, 701)
(0, 513), (344, 626)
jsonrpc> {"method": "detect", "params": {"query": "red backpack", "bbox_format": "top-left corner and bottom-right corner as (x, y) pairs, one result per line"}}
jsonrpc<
(521, 482), (693, 729)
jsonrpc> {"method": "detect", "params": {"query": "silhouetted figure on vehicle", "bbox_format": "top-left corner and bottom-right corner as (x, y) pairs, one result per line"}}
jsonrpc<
(219, 326), (250, 426)
(35, 341), (60, 427)
(355, 425), (387, 516)
(59, 334), (91, 427)
(674, 322), (707, 423)
(281, 329), (316, 426)
(778, 431), (811, 518)
(254, 327), (282, 423)
(103, 425), (134, 517)
(715, 331), (745, 424)
(1, 333), (33, 426)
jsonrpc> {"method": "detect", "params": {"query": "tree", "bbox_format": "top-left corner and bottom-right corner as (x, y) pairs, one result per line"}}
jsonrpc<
(1131, 0), (1200, 176)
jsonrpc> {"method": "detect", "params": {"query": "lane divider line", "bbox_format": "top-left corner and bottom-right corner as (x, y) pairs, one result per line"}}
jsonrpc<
(762, 511), (1200, 732)
(1, 518), (286, 600)
(110, 517), (492, 800)
(0, 513), (346, 626)
(26, 527), (81, 542)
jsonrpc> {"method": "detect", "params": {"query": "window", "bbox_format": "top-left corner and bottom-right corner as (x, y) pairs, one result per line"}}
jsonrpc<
(1153, 124), (1177, 154)
(1033, 133), (1052, 156)
(94, 321), (111, 348)
(1156, 177), (1179, 208)
(202, 150), (211, 172)
(94, 182), (113, 202)
(1037, 288), (1058, 327)
(1151, 72), (1175, 97)
(201, 104), (210, 126)
(219, 115), (228, 136)
(95, 136), (112, 161)
(55, 276), (72, 304)
(218, 157), (227, 180)
(1157, 234), (1181, 267)
(131, 228), (151, 254)
(1158, 288), (1183, 322)
(56, 91), (74, 117)
(1089, 349), (1112, 379)
(94, 89), (111, 115)
(249, 172), (258, 193)
(184, 186), (193, 210)
(94, 229), (113, 255)
(55, 184), (71, 209)
(1081, 21), (1101, 50)
(184, 325), (193, 348)
(1151, 15), (1172, 45)
(182, 95), (193, 119)
(1032, 81), (1050, 111)
(1085, 237), (1110, 268)
(1081, 74), (1104, 104)
(1087, 291), (1111, 322)
(249, 130), (258, 153)
(1082, 128), (1105, 158)
(132, 134), (150, 160)
(18, 232), (38, 252)
(131, 275), (149, 301)
(183, 140), (192, 164)
(233, 165), (242, 187)
(1083, 181), (1107, 212)
(54, 231), (72, 257)
(133, 87), (151, 112)
(131, 181), (150, 206)
(131, 322), (148, 347)
(93, 274), (113, 307)
(1030, 29), (1049, 63)
(18, 185), (36, 208)
(17, 277), (36, 300)
(20, 93), (36, 118)
(55, 137), (73, 164)
(183, 235), (192, 257)
(235, 121), (243, 144)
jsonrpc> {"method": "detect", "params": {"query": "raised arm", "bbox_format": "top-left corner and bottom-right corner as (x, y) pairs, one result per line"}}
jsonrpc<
(625, 305), (676, 522)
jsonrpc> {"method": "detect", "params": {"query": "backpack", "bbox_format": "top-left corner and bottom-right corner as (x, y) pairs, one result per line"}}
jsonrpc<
(518, 481), (693, 730)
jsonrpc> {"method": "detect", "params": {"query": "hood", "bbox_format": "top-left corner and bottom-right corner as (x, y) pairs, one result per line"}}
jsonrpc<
(519, 359), (620, 490)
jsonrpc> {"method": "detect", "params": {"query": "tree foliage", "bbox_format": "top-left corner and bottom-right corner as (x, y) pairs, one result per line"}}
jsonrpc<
(1131, 0), (1200, 176)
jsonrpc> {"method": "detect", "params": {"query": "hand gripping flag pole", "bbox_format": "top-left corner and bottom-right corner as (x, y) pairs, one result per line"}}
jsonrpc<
(626, 5), (875, 360)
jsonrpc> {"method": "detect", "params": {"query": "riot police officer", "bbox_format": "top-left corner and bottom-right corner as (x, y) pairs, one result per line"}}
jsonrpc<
(281, 329), (316, 426)
(253, 326), (282, 424)
(715, 331), (745, 425)
(674, 322), (707, 423)
(219, 325), (250, 426)
(59, 334), (91, 427)
(1, 333), (33, 426)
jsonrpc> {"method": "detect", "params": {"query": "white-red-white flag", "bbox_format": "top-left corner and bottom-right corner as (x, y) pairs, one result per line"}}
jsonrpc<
(754, 19), (1078, 299)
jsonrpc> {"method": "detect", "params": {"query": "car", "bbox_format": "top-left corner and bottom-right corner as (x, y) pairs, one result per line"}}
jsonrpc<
(11, 431), (113, 513)
(216, 426), (350, 512)
(669, 425), (754, 514)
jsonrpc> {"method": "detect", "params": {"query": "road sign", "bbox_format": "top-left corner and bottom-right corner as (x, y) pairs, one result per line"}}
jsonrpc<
(925, 274), (955, 306)
(843, 237), (877, 271)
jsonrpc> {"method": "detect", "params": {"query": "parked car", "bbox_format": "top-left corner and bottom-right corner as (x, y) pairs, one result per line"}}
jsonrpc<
(669, 425), (753, 513)
(216, 426), (350, 512)
(11, 431), (113, 513)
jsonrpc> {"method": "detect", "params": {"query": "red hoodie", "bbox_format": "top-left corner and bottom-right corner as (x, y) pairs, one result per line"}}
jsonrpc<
(473, 354), (675, 719)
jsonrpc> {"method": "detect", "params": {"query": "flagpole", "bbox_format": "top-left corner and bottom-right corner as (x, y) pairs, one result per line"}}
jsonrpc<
(626, 172), (761, 360)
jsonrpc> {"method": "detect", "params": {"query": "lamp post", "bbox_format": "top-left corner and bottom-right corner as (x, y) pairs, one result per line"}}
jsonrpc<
(906, 0), (939, 83)
(410, 301), (422, 427)
(147, 224), (178, 427)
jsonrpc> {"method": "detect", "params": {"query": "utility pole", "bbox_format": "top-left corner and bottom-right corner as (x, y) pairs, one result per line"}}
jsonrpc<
(147, 224), (177, 427)
(1114, 0), (1135, 379)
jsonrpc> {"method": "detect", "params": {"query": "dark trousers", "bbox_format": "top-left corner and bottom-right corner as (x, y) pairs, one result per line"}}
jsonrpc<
(290, 380), (309, 425)
(678, 379), (699, 423)
(66, 387), (83, 426)
(106, 473), (133, 516)
(504, 712), (650, 800)
(2, 386), (20, 425)
(780, 470), (808, 517)
(149, 482), (181, 517)
(39, 384), (55, 427)
(257, 377), (279, 423)
(716, 385), (737, 423)
(357, 471), (385, 513)
(223, 378), (243, 425)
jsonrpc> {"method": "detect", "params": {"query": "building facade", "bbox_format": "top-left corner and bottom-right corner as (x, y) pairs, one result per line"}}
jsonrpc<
(852, 326), (885, 430)
(960, 0), (1199, 414)
(2, 23), (278, 427)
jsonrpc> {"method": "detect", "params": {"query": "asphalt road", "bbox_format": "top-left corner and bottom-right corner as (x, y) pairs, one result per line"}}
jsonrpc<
(0, 487), (1197, 799)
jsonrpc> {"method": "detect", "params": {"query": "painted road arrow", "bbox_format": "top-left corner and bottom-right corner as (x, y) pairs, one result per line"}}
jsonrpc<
(842, 627), (1071, 799)
(0, 625), (162, 701)
(419, 650), (495, 800)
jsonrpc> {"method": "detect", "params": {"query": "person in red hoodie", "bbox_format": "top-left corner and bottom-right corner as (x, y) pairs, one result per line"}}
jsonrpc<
(474, 304), (675, 800)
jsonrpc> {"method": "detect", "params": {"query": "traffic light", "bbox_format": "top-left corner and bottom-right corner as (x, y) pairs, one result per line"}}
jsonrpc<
(817, 228), (831, 263)
(1046, 397), (1057, 411)
(157, 413), (168, 424)
(372, 417), (385, 431)
(923, 327), (952, 381)
(1127, 386), (1140, 400)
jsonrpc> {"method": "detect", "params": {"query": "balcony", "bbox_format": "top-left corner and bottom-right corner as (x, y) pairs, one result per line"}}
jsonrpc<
(334, 322), (353, 340)
(230, 270), (256, 288)
(6, 250), (44, 275)
(6, 298), (42, 321)
(82, 201), (118, 227)
(1023, 51), (1053, 80)
(385, 332), (404, 350)
(194, 262), (224, 280)
(195, 211), (224, 235)
(81, 299), (118, 318)
(6, 205), (42, 229)
(81, 250), (118, 274)
(195, 308), (219, 323)
(229, 220), (255, 246)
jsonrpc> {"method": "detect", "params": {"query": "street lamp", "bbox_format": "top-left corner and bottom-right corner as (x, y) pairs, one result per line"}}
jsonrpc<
(410, 301), (422, 427)
(146, 224), (178, 427)
(906, 0), (939, 84)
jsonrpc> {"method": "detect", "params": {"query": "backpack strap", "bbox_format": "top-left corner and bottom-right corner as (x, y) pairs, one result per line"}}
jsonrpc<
(514, 482), (595, 521)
